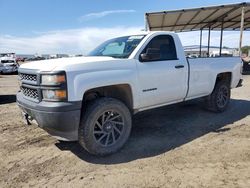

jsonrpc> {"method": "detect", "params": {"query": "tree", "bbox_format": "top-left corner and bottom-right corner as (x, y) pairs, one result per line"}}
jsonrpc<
(241, 46), (250, 55)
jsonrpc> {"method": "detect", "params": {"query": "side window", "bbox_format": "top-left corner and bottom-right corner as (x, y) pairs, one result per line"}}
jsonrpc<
(141, 35), (177, 61)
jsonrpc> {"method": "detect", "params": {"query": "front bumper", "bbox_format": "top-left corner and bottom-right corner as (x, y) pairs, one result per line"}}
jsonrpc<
(17, 92), (82, 141)
(1, 66), (18, 73)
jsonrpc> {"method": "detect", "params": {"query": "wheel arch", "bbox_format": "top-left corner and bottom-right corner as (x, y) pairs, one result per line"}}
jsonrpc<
(82, 84), (134, 113)
(215, 72), (232, 87)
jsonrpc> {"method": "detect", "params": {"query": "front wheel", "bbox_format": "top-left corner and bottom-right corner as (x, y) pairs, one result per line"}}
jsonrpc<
(205, 81), (231, 112)
(78, 97), (132, 156)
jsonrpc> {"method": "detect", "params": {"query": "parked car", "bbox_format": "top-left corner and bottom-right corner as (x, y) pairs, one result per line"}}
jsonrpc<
(17, 31), (243, 155)
(242, 56), (250, 73)
(26, 56), (46, 61)
(187, 54), (199, 58)
(0, 57), (19, 74)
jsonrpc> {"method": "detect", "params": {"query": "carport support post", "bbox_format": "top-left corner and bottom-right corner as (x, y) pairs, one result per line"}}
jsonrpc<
(239, 7), (245, 56)
(145, 14), (149, 31)
(219, 20), (224, 56)
(199, 29), (203, 57)
(207, 26), (211, 57)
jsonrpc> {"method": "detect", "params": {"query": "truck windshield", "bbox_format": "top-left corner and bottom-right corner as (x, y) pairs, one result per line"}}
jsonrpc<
(88, 35), (145, 58)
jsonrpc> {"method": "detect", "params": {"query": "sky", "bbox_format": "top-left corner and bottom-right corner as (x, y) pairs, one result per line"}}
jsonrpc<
(0, 0), (249, 54)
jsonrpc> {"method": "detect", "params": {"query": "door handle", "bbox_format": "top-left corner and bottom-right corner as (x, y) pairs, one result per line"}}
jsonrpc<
(175, 65), (184, 69)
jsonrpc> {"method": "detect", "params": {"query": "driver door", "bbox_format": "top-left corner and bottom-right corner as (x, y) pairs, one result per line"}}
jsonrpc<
(136, 34), (188, 108)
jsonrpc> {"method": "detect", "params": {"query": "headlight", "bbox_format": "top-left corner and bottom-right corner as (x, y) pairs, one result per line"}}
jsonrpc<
(42, 89), (67, 101)
(41, 74), (66, 85)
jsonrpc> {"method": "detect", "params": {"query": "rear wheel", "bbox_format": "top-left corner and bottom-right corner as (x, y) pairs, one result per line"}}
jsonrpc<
(205, 81), (231, 112)
(78, 97), (132, 156)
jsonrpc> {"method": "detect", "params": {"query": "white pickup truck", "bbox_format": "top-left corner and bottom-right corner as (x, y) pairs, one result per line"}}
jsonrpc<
(17, 31), (243, 155)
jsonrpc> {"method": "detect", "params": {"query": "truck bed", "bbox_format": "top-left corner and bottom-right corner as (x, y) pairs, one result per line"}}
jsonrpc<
(186, 57), (242, 100)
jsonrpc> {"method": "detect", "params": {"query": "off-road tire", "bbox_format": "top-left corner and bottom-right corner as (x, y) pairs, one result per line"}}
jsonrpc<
(78, 97), (132, 156)
(205, 80), (231, 112)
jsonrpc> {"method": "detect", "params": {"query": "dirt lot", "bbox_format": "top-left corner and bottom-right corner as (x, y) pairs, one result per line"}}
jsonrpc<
(0, 74), (249, 187)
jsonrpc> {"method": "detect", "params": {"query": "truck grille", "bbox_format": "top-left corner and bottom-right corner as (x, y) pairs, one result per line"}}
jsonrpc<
(19, 73), (37, 82)
(21, 87), (39, 101)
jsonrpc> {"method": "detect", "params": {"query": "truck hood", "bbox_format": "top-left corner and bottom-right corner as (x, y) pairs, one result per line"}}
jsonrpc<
(20, 56), (116, 71)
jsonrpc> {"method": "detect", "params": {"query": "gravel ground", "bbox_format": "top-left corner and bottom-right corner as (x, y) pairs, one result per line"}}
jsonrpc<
(0, 74), (249, 188)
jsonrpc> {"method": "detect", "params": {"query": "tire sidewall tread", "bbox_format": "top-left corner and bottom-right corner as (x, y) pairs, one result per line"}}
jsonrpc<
(205, 80), (231, 113)
(78, 97), (132, 156)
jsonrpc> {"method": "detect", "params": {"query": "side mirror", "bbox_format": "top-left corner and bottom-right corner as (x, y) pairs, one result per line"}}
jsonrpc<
(140, 48), (160, 62)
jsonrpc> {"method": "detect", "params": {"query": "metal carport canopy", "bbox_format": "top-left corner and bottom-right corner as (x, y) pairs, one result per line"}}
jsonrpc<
(145, 2), (250, 32)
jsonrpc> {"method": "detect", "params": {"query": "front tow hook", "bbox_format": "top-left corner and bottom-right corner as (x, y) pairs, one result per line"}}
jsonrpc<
(23, 113), (32, 125)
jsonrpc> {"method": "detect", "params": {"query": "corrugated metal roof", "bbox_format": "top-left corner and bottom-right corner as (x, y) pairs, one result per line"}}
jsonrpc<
(146, 2), (250, 32)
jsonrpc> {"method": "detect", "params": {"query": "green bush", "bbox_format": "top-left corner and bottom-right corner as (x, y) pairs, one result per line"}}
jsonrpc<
(241, 46), (250, 55)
